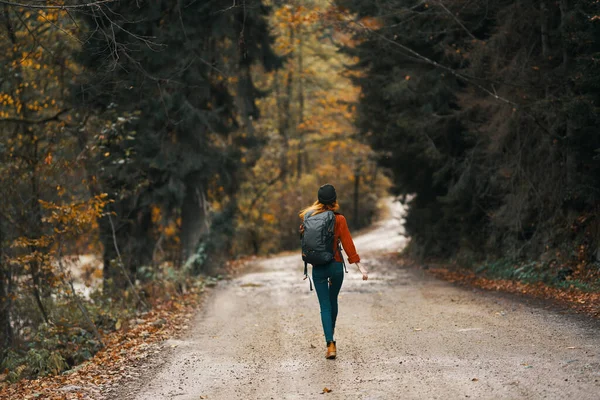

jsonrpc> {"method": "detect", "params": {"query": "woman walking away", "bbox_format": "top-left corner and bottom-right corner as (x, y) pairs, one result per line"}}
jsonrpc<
(299, 183), (368, 359)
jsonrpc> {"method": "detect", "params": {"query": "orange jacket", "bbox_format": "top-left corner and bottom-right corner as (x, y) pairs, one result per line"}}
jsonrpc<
(333, 214), (360, 264)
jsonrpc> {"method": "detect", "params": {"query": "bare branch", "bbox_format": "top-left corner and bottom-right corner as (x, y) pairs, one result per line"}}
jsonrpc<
(56, 244), (104, 348)
(0, 109), (70, 125)
(107, 210), (149, 311)
(0, 0), (118, 10)
(325, 5), (555, 137)
(434, 0), (477, 41)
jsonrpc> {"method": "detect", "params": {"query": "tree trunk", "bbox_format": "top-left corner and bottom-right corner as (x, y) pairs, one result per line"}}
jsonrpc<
(559, 0), (570, 69)
(181, 173), (210, 266)
(353, 170), (361, 226)
(540, 0), (549, 58)
(236, 35), (256, 137)
(129, 208), (154, 278)
(559, 1), (575, 189)
(296, 27), (304, 180)
(275, 72), (289, 180)
(5, 5), (52, 319)
(280, 26), (295, 181)
(0, 221), (13, 355)
(99, 202), (129, 292)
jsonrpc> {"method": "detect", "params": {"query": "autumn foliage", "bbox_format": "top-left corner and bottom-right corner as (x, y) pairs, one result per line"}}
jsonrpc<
(1, 0), (599, 396)
(0, 0), (388, 390)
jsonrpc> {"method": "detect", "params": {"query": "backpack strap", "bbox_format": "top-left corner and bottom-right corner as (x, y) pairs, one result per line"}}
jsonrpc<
(333, 213), (348, 273)
(304, 261), (313, 291)
(337, 240), (348, 273)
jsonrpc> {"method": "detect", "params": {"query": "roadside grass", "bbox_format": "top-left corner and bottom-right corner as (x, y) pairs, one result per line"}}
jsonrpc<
(474, 259), (600, 293)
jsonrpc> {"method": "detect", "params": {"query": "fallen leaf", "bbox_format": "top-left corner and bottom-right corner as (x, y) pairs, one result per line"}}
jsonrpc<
(240, 283), (263, 288)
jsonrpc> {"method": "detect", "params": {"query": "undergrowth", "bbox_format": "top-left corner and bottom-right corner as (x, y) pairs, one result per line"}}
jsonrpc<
(475, 259), (600, 292)
(1, 262), (213, 383)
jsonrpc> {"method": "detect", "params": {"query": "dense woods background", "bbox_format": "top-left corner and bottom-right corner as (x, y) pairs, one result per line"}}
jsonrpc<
(0, 0), (598, 386)
(336, 0), (600, 278)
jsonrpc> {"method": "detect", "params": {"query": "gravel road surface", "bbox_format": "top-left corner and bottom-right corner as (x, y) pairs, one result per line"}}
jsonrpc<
(118, 199), (600, 399)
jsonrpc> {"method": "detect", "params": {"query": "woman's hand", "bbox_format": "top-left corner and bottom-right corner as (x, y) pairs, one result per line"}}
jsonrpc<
(356, 262), (368, 281)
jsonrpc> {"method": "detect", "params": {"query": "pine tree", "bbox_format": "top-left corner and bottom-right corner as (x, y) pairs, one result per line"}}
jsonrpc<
(76, 0), (279, 287)
(337, 0), (600, 268)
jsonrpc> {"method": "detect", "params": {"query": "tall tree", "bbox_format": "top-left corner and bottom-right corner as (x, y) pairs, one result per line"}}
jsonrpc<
(336, 0), (600, 271)
(76, 0), (279, 283)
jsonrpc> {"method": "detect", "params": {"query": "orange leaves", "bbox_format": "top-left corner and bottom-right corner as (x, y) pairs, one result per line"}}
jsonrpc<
(151, 204), (179, 240)
(0, 92), (15, 106)
(12, 235), (53, 249)
(274, 4), (320, 28)
(38, 194), (110, 237)
(151, 205), (162, 224)
(272, 4), (323, 54)
(359, 16), (382, 30)
(261, 213), (276, 224)
(426, 264), (600, 318)
(0, 290), (204, 400)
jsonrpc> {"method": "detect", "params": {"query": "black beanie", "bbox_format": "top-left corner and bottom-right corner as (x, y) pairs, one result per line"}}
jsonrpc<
(318, 184), (337, 204)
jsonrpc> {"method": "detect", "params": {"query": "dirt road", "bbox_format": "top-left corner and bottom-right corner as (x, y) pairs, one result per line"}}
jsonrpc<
(119, 200), (600, 399)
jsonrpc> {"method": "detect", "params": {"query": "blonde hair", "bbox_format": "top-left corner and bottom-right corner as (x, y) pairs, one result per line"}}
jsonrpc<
(299, 200), (340, 220)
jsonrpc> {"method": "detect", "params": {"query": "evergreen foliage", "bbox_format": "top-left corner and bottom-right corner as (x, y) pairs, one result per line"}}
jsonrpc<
(337, 0), (600, 275)
(75, 0), (280, 282)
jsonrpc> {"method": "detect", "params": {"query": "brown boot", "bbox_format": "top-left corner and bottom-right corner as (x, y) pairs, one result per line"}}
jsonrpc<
(326, 341), (336, 359)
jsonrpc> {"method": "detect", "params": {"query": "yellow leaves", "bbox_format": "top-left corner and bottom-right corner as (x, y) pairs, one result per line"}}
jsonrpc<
(261, 213), (276, 224)
(38, 194), (110, 237)
(163, 223), (177, 238)
(0, 92), (15, 106)
(152, 204), (179, 239)
(36, 10), (61, 23)
(151, 205), (162, 224)
(272, 4), (322, 37)
(12, 236), (52, 249)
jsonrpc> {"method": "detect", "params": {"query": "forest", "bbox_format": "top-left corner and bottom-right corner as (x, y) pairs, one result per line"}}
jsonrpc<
(0, 0), (599, 389)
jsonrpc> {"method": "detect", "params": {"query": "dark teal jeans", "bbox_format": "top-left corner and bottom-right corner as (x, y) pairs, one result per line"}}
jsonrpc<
(312, 261), (344, 344)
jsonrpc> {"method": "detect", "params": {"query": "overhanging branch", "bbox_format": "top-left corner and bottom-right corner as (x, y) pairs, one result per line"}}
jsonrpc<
(0, 0), (117, 10)
(0, 109), (70, 124)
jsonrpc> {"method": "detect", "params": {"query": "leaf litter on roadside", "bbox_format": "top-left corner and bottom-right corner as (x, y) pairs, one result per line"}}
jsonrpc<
(425, 266), (600, 318)
(0, 291), (203, 400)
